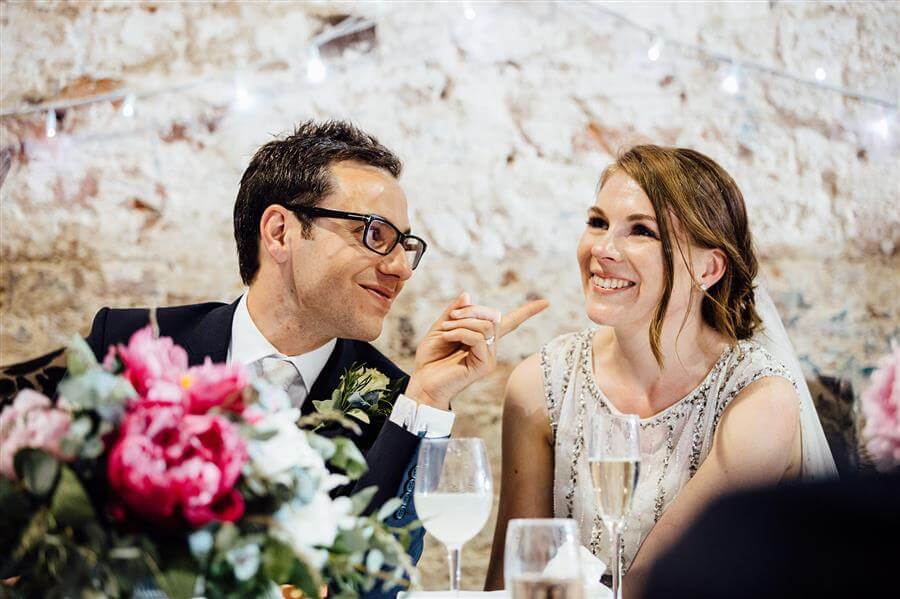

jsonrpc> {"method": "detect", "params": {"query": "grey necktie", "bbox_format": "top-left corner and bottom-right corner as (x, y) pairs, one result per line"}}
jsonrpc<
(255, 356), (307, 408)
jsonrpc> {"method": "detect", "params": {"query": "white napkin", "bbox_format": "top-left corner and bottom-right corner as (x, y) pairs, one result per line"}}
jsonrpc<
(542, 542), (612, 599)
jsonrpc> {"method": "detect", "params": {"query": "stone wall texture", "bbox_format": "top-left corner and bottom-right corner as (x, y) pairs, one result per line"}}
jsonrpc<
(2, 0), (898, 591)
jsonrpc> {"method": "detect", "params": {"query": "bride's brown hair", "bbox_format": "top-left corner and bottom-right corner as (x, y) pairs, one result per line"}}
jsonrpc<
(599, 145), (762, 365)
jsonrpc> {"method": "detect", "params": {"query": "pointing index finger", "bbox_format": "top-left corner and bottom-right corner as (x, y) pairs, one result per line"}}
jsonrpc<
(497, 299), (550, 339)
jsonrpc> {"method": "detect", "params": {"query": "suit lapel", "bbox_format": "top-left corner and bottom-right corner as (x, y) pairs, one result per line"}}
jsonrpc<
(180, 299), (240, 366)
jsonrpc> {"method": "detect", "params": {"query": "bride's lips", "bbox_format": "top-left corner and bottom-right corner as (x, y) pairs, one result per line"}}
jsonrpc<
(359, 284), (396, 309)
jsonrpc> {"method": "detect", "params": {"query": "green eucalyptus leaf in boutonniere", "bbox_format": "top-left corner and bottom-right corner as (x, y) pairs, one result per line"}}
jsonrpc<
(313, 364), (400, 427)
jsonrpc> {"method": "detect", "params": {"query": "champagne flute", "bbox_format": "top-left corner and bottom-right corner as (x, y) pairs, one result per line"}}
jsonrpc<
(505, 518), (584, 599)
(414, 438), (493, 592)
(588, 412), (641, 599)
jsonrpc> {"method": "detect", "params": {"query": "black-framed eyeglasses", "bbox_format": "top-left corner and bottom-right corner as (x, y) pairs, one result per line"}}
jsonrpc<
(288, 205), (427, 270)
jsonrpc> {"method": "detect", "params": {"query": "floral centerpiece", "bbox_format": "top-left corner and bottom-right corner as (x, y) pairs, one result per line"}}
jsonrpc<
(0, 326), (418, 598)
(860, 342), (900, 473)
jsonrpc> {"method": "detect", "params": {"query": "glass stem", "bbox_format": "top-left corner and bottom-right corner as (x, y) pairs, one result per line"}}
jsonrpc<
(610, 524), (623, 599)
(447, 545), (462, 592)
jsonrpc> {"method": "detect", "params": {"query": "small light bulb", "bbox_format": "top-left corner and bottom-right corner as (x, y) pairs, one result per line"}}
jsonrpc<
(463, 1), (476, 20)
(721, 66), (741, 95)
(122, 93), (136, 118)
(871, 116), (891, 140)
(45, 110), (57, 138)
(814, 67), (826, 81)
(306, 47), (327, 84)
(233, 78), (255, 111)
(647, 38), (663, 62)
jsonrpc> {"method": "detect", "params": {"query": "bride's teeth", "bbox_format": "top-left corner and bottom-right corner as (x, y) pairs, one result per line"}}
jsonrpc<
(592, 275), (634, 289)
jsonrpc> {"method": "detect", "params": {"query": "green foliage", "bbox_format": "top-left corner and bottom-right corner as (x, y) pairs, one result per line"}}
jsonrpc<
(312, 363), (400, 427)
(14, 448), (59, 497)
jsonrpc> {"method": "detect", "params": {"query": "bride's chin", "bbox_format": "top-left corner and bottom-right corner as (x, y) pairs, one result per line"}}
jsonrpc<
(585, 303), (618, 326)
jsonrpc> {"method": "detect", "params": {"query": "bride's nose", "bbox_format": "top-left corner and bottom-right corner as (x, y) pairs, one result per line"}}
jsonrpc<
(591, 231), (623, 262)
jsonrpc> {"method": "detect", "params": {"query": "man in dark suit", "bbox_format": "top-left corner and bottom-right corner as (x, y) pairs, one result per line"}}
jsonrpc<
(81, 120), (547, 592)
(641, 472), (900, 599)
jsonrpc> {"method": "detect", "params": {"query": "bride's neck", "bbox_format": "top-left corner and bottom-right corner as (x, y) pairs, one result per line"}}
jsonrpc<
(603, 313), (728, 402)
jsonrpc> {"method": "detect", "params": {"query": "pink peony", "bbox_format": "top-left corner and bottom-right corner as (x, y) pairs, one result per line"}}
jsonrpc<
(182, 358), (249, 415)
(861, 344), (900, 472)
(106, 403), (248, 527)
(115, 326), (188, 398)
(0, 390), (72, 480)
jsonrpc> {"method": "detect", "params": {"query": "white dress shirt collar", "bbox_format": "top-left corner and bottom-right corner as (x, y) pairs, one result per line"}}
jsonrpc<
(227, 293), (336, 389)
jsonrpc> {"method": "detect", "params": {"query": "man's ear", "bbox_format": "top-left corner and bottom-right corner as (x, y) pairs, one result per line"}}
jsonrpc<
(260, 205), (293, 265)
(699, 248), (728, 289)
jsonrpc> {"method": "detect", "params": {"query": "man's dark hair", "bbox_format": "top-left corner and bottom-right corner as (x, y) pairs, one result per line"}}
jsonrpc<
(233, 119), (403, 284)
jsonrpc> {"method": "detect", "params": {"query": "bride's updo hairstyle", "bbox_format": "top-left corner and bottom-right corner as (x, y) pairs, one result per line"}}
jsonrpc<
(599, 145), (762, 364)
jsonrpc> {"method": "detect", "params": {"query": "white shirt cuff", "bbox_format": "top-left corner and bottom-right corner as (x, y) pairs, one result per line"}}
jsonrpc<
(389, 394), (455, 438)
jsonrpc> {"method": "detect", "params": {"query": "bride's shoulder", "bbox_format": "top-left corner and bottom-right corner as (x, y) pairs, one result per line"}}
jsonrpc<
(539, 328), (594, 360)
(505, 329), (591, 408)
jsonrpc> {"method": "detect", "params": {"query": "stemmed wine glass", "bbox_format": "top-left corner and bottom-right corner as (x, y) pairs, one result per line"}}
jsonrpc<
(414, 438), (493, 592)
(588, 412), (641, 599)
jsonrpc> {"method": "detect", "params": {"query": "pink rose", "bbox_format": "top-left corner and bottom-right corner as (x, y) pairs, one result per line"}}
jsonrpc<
(861, 344), (900, 472)
(106, 403), (248, 527)
(115, 326), (188, 397)
(0, 390), (72, 480)
(182, 359), (249, 415)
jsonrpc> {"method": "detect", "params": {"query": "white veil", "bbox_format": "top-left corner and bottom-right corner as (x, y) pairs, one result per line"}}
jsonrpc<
(753, 283), (839, 479)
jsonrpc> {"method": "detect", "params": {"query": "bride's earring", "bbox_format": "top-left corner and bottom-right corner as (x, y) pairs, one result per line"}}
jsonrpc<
(699, 282), (708, 292)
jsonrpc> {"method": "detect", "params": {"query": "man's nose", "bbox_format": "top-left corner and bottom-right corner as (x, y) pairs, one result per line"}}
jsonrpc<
(380, 244), (413, 280)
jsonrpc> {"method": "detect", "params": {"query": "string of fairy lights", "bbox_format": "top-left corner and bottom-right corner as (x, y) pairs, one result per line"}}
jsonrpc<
(1, 2), (896, 145)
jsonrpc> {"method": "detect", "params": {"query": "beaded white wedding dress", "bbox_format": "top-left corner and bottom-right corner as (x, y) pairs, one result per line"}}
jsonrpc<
(542, 287), (838, 570)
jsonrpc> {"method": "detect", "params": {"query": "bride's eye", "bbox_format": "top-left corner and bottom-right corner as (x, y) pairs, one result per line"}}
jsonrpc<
(632, 224), (658, 238)
(586, 216), (608, 229)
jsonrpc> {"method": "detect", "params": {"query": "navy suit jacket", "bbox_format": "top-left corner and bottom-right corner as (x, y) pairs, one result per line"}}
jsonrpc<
(84, 300), (425, 590)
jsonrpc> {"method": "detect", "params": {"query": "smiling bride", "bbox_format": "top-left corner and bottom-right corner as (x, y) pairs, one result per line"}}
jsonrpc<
(484, 145), (837, 597)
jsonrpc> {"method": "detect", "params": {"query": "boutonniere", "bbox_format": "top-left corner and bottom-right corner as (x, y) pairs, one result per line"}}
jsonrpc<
(313, 364), (400, 424)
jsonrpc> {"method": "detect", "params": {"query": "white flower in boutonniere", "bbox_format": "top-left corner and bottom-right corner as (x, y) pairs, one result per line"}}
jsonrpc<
(313, 363), (400, 425)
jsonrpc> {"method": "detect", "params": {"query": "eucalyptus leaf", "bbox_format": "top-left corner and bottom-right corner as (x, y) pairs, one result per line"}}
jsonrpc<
(50, 466), (96, 527)
(347, 408), (370, 424)
(262, 538), (319, 599)
(14, 448), (60, 497)
(376, 498), (403, 522)
(333, 527), (370, 554)
(154, 548), (198, 599)
(65, 335), (99, 376)
(350, 486), (378, 516)
(58, 369), (134, 411)
(214, 522), (240, 552)
(331, 437), (368, 480)
(365, 549), (384, 573)
(306, 432), (336, 460)
(81, 437), (106, 460)
(60, 416), (92, 459)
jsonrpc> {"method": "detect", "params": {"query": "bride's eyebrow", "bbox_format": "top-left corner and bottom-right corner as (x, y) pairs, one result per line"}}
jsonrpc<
(626, 213), (657, 223)
(588, 206), (604, 216)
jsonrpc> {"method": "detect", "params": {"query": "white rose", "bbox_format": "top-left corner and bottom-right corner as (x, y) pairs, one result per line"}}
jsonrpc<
(247, 410), (327, 484)
(274, 493), (355, 570)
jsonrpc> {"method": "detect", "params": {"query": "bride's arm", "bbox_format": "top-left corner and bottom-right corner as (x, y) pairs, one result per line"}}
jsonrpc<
(484, 353), (555, 590)
(625, 376), (801, 599)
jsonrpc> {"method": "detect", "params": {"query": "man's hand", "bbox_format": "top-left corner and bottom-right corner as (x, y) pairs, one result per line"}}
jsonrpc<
(405, 292), (550, 411)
